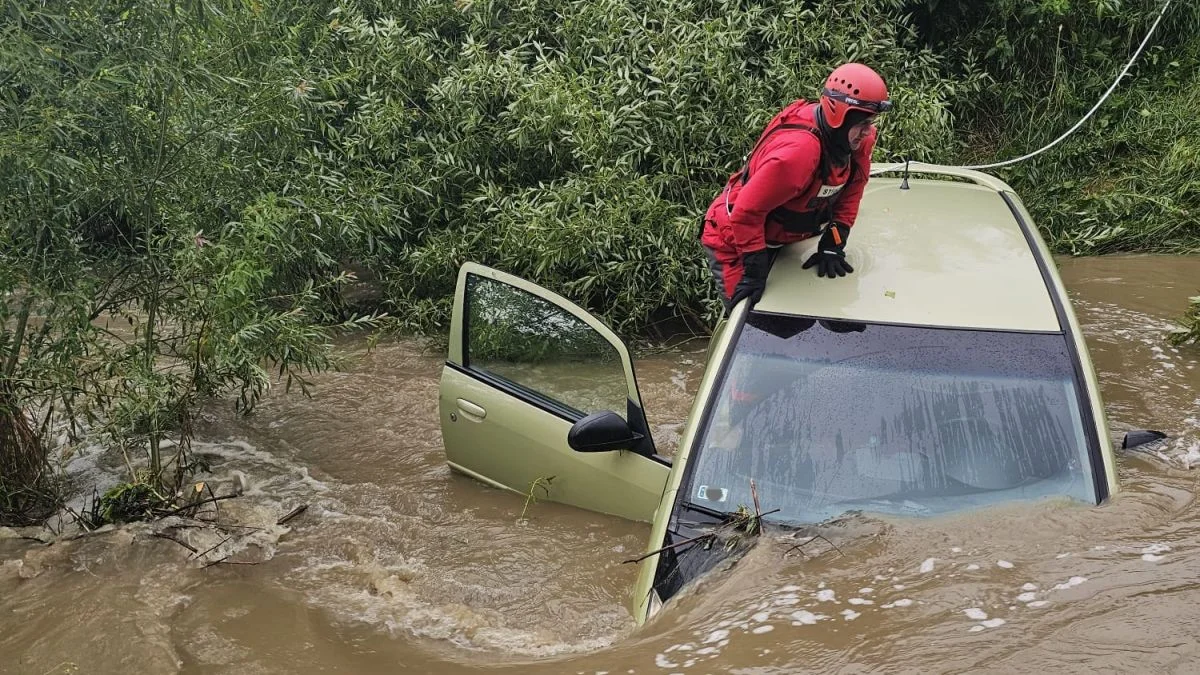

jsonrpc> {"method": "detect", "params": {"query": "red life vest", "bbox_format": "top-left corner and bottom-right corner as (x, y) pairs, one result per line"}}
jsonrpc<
(702, 101), (873, 253)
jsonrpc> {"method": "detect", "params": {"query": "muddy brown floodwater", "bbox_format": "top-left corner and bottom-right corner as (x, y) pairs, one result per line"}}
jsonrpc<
(2, 255), (1199, 674)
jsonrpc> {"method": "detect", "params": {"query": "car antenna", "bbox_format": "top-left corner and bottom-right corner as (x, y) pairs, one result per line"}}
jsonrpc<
(900, 157), (911, 190)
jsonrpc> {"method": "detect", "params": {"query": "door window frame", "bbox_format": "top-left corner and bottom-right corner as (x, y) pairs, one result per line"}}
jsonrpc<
(448, 263), (658, 457)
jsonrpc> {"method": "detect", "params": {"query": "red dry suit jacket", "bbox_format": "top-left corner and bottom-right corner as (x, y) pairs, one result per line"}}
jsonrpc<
(702, 100), (876, 255)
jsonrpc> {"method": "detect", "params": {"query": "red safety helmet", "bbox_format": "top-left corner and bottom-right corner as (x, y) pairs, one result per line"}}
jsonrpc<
(820, 63), (891, 129)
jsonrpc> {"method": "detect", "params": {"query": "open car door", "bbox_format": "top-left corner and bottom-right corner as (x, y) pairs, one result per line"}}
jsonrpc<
(438, 263), (670, 522)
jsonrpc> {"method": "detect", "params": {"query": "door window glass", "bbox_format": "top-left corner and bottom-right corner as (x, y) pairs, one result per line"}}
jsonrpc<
(465, 274), (628, 417)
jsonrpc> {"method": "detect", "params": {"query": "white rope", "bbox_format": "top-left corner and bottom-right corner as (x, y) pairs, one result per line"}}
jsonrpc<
(955, 0), (1174, 171)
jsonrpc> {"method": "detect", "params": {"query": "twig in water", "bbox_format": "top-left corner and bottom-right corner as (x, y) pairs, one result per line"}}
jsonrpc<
(816, 534), (845, 557)
(784, 533), (845, 558)
(202, 481), (220, 520)
(276, 504), (308, 526)
(518, 475), (555, 521)
(214, 523), (264, 533)
(623, 506), (781, 564)
(191, 535), (232, 560)
(157, 493), (238, 518)
(152, 531), (198, 554)
(623, 532), (716, 564)
(202, 556), (260, 569)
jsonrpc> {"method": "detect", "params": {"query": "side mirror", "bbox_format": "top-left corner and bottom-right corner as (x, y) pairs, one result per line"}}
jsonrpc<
(568, 410), (644, 453)
(1121, 429), (1167, 450)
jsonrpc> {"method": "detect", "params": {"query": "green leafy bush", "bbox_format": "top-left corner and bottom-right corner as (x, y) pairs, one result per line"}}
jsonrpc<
(1170, 296), (1200, 346)
(3, 0), (1199, 522)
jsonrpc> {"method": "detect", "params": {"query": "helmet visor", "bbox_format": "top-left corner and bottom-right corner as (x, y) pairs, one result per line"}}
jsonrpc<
(822, 88), (893, 114)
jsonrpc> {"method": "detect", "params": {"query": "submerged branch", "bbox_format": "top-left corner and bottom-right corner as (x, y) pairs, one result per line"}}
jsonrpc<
(276, 504), (308, 526)
(622, 503), (782, 565)
(191, 535), (232, 560)
(783, 533), (845, 559)
(152, 531), (198, 554)
(156, 493), (238, 518)
(202, 556), (260, 569)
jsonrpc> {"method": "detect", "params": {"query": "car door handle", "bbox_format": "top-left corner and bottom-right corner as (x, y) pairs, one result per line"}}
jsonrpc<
(456, 398), (486, 420)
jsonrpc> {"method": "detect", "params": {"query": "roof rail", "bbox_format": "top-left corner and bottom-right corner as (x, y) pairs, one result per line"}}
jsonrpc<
(869, 162), (1016, 194)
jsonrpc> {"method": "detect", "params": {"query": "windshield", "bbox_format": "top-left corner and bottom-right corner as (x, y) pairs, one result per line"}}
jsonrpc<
(687, 313), (1098, 524)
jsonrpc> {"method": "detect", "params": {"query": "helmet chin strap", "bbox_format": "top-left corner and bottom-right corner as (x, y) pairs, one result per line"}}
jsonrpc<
(814, 106), (853, 162)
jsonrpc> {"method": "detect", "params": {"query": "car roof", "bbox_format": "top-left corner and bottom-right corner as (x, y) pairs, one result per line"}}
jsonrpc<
(755, 171), (1063, 332)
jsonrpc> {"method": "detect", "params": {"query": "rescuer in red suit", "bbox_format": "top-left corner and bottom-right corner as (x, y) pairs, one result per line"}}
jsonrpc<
(700, 63), (893, 311)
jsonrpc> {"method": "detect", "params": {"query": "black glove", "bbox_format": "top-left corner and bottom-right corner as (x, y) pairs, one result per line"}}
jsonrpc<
(729, 249), (772, 310)
(802, 222), (854, 278)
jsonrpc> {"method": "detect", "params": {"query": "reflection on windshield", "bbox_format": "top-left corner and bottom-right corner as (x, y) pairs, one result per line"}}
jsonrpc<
(688, 314), (1096, 523)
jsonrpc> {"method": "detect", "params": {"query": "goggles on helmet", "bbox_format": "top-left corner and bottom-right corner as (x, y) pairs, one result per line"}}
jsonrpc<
(822, 88), (893, 114)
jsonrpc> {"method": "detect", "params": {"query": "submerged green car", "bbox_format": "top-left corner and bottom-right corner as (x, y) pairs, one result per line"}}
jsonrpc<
(438, 164), (1136, 624)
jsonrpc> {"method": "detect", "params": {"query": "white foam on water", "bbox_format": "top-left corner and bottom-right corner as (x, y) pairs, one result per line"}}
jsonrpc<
(1052, 576), (1088, 591)
(1028, 601), (1049, 608)
(964, 608), (988, 620)
(847, 598), (873, 606)
(654, 653), (677, 668)
(815, 589), (836, 602)
(751, 625), (774, 635)
(890, 599), (913, 608)
(702, 629), (730, 644)
(951, 547), (962, 553)
(980, 618), (1007, 628)
(858, 587), (874, 594)
(1017, 592), (1037, 603)
(1142, 554), (1165, 562)
(1056, 553), (1071, 559)
(1141, 543), (1171, 555)
(1180, 441), (1200, 469)
(772, 595), (801, 606)
(966, 564), (980, 571)
(670, 371), (689, 392)
(968, 625), (985, 633)
(751, 611), (770, 623)
(893, 584), (906, 591)
(1022, 583), (1038, 591)
(841, 609), (860, 621)
(919, 558), (937, 573)
(778, 584), (803, 593)
(790, 610), (828, 625)
(997, 560), (1014, 569)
